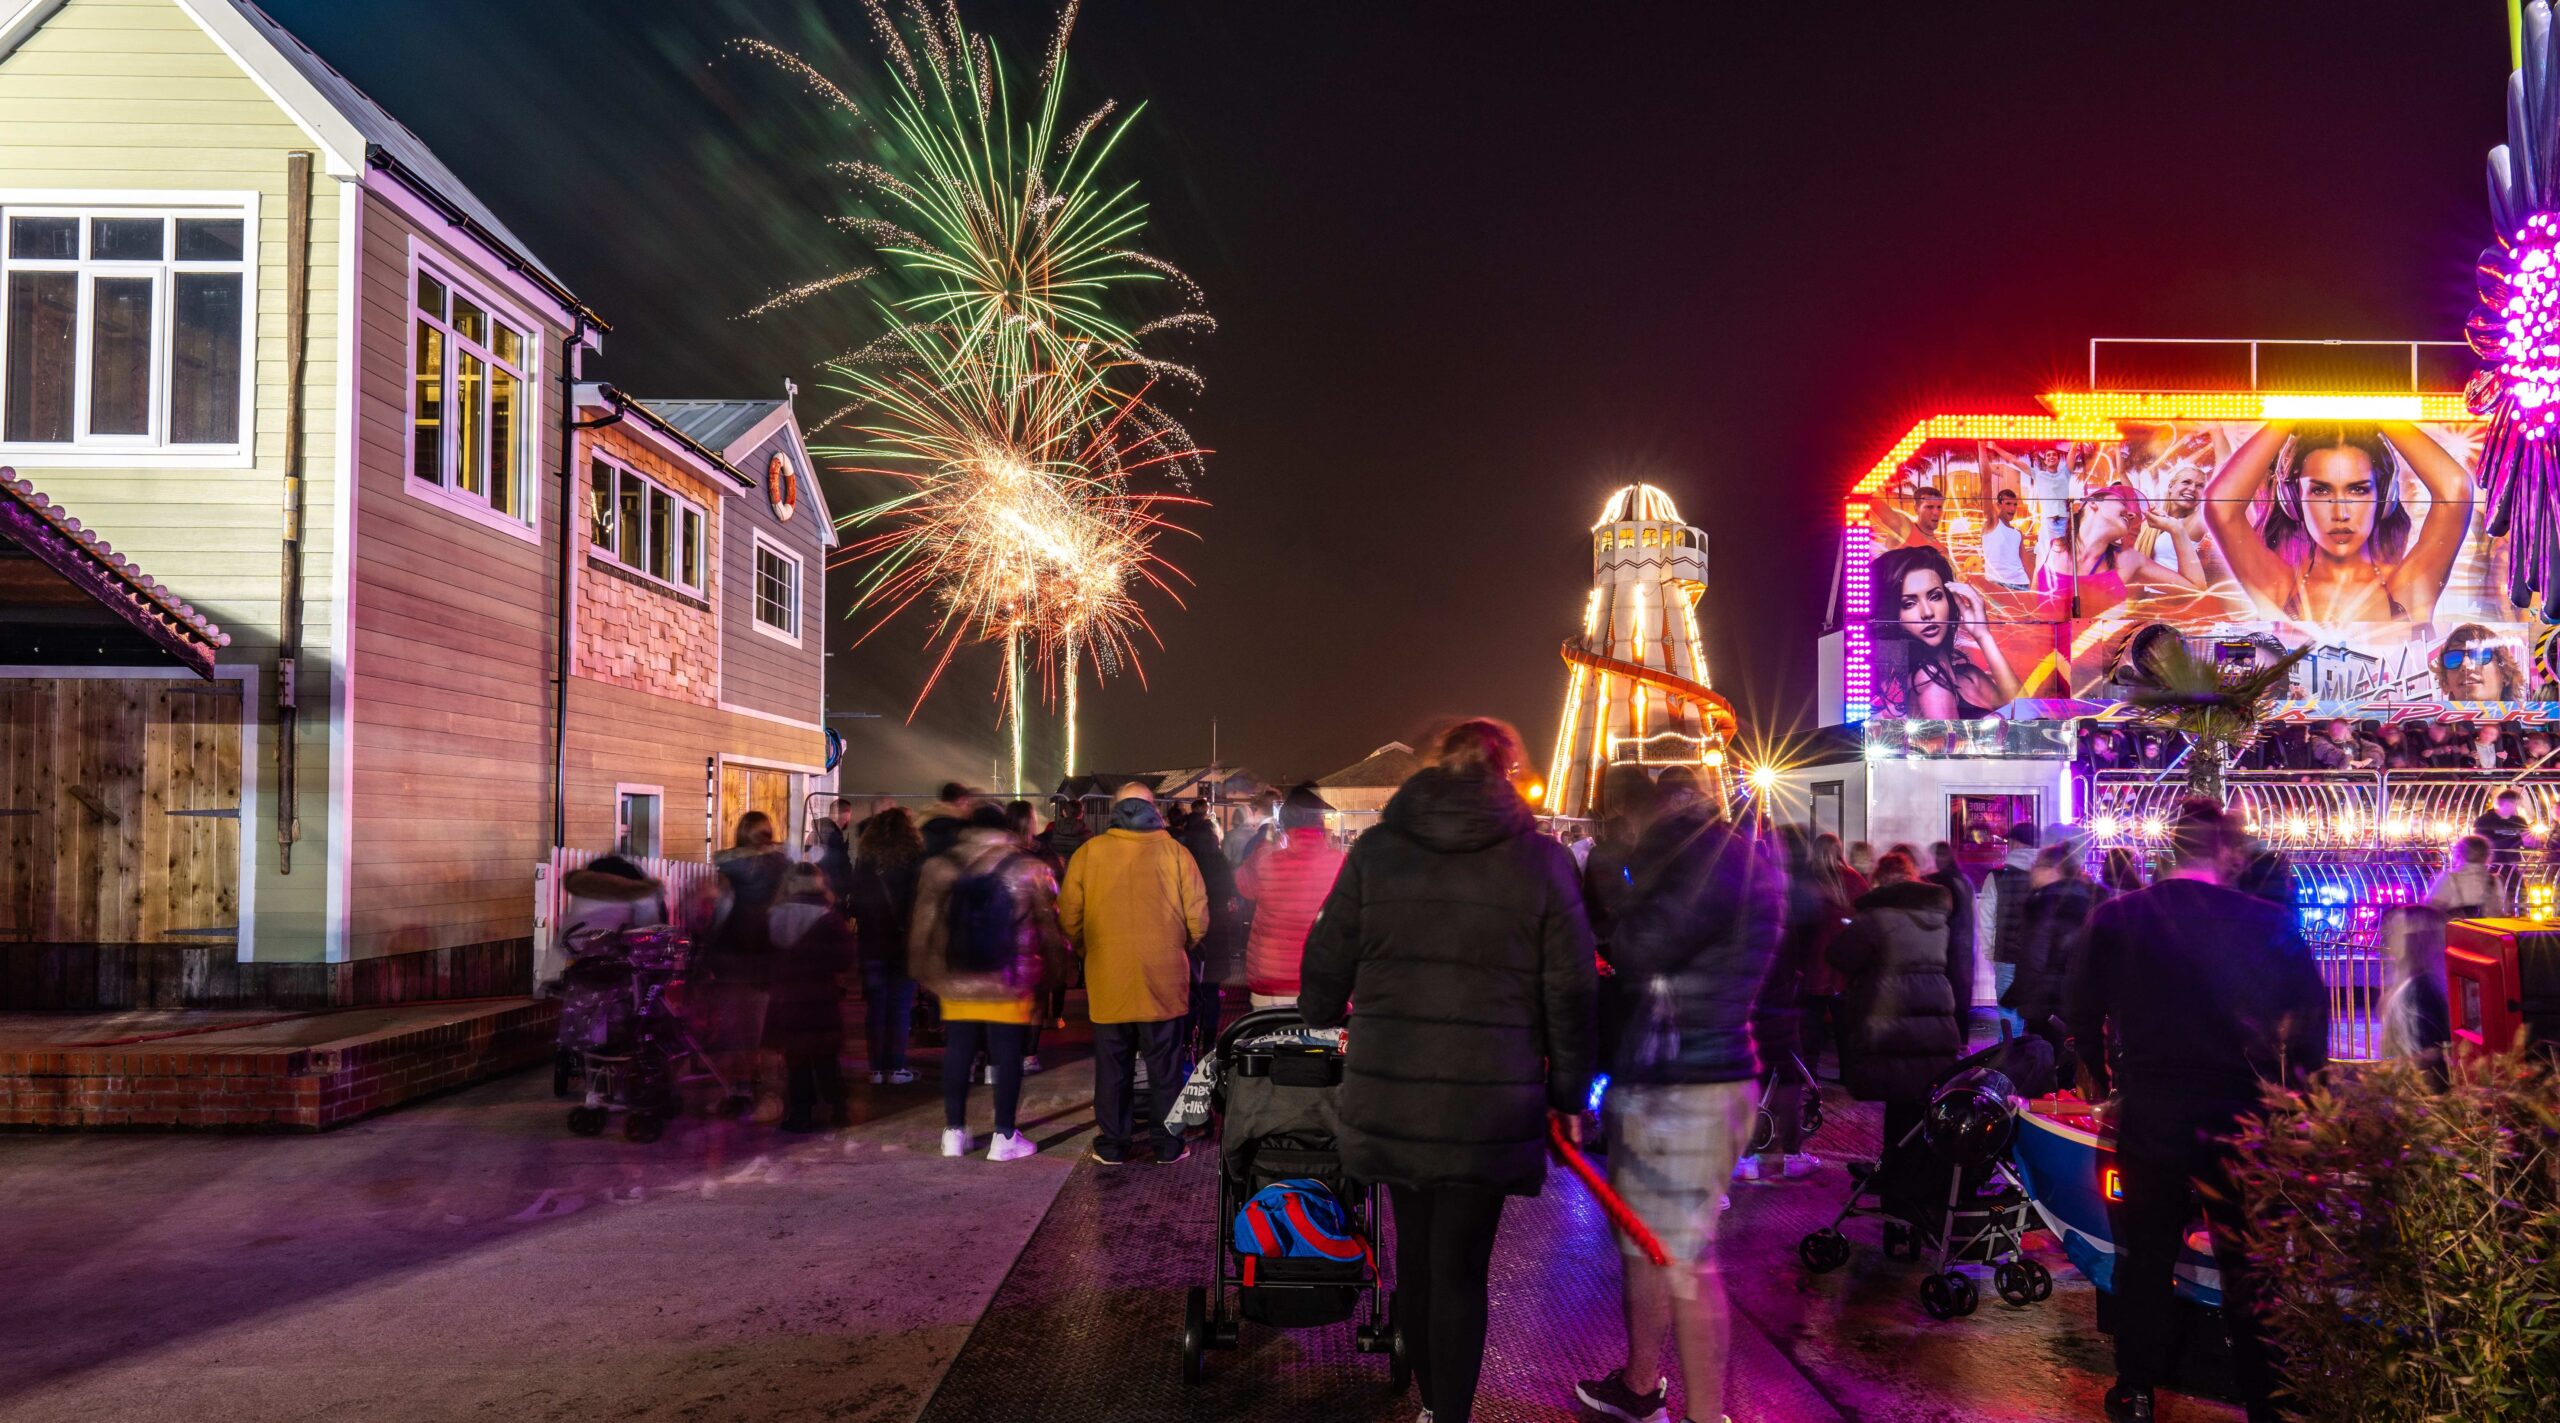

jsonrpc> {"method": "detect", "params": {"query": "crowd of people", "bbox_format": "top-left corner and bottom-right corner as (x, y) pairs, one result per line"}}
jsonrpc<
(551, 724), (2501, 1423)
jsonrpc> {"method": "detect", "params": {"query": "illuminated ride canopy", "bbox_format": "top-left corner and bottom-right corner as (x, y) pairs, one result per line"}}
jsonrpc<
(1838, 386), (2559, 728)
(1545, 483), (1738, 819)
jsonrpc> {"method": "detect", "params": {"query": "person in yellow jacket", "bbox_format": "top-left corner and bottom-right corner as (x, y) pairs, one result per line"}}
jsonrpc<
(1059, 782), (1207, 1164)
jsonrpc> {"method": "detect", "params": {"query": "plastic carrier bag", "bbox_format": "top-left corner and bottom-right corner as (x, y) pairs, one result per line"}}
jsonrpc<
(1232, 1178), (1369, 1264)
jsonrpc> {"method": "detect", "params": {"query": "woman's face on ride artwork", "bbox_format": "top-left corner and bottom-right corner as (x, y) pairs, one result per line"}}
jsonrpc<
(2297, 446), (2380, 559)
(2080, 494), (2135, 547)
(1897, 566), (1953, 649)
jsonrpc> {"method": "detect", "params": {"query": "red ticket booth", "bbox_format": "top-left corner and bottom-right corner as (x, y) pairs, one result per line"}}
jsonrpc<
(2445, 918), (2560, 1054)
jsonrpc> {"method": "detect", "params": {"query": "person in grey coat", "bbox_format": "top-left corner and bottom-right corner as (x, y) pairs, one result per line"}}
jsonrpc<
(1827, 850), (1962, 1226)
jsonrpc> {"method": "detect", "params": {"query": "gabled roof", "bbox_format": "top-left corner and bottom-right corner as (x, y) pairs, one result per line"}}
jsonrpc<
(1317, 742), (1422, 790)
(648, 391), (837, 547)
(0, 472), (229, 678)
(0, 0), (601, 326)
(574, 385), (755, 492)
(648, 400), (787, 456)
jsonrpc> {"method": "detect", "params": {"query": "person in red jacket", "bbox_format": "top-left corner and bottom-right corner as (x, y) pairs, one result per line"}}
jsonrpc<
(1236, 784), (1347, 1009)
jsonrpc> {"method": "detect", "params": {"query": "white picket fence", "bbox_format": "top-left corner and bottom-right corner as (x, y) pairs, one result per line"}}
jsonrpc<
(532, 848), (721, 985)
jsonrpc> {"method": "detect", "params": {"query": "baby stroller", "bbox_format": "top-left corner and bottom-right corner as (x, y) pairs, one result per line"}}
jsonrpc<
(554, 925), (731, 1143)
(1179, 1006), (1408, 1388)
(1797, 1032), (2057, 1319)
(1747, 1048), (1824, 1155)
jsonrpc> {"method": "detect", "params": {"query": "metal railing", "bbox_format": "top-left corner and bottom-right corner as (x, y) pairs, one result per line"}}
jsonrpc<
(532, 847), (720, 985)
(2085, 770), (2560, 853)
(2086, 337), (2467, 393)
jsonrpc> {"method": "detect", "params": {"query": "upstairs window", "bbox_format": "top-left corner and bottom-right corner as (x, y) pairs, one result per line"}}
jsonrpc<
(410, 263), (534, 524)
(0, 206), (251, 453)
(752, 534), (801, 642)
(587, 454), (706, 594)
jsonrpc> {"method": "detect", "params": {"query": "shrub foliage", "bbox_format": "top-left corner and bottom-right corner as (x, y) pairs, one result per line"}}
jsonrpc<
(2224, 1050), (2560, 1421)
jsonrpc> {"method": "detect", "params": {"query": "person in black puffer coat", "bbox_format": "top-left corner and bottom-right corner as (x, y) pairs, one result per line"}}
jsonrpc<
(1571, 796), (1784, 1423)
(2002, 841), (2099, 1061)
(1301, 719), (1595, 1423)
(1826, 850), (1962, 1228)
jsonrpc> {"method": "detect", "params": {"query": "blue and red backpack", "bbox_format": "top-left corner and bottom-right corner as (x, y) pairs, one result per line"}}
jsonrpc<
(1232, 1178), (1370, 1281)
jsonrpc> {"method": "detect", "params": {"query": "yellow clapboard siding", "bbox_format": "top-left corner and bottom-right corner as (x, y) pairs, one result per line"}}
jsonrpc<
(0, 0), (359, 957)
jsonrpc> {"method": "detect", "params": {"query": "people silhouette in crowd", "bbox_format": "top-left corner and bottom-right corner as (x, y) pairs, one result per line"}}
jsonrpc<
(846, 806), (923, 1085)
(1827, 850), (1962, 1229)
(1575, 785), (1780, 1423)
(1235, 784), (1345, 1010)
(1300, 719), (1595, 1423)
(912, 804), (1065, 1163)
(2065, 797), (2328, 1423)
(1060, 782), (1207, 1166)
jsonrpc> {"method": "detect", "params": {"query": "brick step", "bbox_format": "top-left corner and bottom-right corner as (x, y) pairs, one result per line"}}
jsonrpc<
(0, 997), (558, 1130)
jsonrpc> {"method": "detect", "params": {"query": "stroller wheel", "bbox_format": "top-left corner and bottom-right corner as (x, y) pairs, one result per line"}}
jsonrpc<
(1881, 1220), (1915, 1260)
(566, 1106), (608, 1136)
(1801, 1094), (1824, 1135)
(1180, 1286), (1209, 1385)
(1993, 1260), (2047, 1307)
(623, 1112), (666, 1145)
(1921, 1270), (1978, 1320)
(1747, 1107), (1776, 1157)
(1798, 1229), (1852, 1274)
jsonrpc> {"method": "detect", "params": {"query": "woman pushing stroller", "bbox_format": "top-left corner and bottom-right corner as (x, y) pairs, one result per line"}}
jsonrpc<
(1299, 719), (1595, 1423)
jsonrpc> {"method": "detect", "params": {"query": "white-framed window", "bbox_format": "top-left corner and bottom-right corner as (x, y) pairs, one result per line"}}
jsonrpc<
(587, 453), (707, 595)
(751, 532), (801, 643)
(407, 255), (537, 530)
(0, 200), (255, 459)
(615, 785), (663, 857)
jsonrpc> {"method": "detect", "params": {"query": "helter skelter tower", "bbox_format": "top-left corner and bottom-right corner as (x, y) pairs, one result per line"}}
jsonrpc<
(1544, 483), (1739, 819)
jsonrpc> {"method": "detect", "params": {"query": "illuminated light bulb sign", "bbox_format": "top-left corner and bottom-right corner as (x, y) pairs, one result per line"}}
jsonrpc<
(2471, 6), (2560, 616)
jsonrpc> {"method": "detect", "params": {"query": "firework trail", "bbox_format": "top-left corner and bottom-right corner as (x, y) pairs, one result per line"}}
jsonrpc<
(735, 0), (1210, 790)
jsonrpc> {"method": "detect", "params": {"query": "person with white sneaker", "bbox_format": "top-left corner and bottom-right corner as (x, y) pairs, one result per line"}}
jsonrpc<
(1575, 793), (1784, 1423)
(911, 805), (1067, 1164)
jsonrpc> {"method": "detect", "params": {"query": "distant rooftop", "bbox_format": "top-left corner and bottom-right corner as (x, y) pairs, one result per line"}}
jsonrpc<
(646, 400), (788, 455)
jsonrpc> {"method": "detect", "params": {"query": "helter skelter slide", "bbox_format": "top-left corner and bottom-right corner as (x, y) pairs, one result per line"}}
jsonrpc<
(1544, 484), (1739, 819)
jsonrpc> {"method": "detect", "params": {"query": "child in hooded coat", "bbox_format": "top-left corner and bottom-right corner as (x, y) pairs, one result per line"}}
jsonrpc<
(767, 864), (856, 1132)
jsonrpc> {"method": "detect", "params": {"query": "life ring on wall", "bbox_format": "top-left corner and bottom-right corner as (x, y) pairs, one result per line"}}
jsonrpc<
(768, 452), (799, 523)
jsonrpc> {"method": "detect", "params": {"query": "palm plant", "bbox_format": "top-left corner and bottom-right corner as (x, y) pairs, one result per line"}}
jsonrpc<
(2120, 638), (2310, 802)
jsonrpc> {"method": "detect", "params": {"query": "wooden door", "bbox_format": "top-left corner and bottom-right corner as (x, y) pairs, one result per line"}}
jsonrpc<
(0, 679), (240, 943)
(149, 686), (242, 938)
(716, 763), (793, 850)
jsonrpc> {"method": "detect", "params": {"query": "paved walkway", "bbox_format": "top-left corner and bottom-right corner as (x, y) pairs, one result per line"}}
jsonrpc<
(0, 1045), (1094, 1422)
(0, 1018), (2247, 1423)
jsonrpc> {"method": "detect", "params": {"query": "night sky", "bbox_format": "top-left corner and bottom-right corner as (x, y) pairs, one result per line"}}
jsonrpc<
(266, 1), (2510, 785)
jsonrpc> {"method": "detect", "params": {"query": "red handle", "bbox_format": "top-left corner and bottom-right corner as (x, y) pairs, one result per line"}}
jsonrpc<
(1550, 1118), (1670, 1266)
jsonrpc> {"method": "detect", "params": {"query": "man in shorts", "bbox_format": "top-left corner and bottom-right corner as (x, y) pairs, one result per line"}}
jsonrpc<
(1571, 799), (1785, 1423)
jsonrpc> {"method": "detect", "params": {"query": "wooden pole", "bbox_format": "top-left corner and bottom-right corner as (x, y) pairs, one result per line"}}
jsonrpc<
(276, 152), (312, 873)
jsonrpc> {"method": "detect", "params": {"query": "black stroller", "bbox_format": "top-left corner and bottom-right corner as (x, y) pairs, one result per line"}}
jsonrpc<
(553, 925), (732, 1143)
(1180, 1007), (1408, 1387)
(1797, 1033), (2057, 1319)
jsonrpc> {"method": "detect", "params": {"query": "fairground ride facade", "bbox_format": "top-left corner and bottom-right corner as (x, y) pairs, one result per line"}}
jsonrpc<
(1544, 484), (1739, 819)
(1761, 339), (2560, 1002)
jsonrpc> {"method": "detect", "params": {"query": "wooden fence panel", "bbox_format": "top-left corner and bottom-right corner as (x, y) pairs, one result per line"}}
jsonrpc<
(0, 685), (46, 941)
(0, 678), (240, 944)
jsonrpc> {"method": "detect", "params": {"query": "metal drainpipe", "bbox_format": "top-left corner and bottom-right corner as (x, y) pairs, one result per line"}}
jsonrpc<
(552, 365), (633, 850)
(551, 316), (587, 850)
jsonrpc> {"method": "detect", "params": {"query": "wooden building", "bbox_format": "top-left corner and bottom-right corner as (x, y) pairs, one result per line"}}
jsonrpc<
(0, 0), (826, 1007)
(565, 387), (831, 863)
